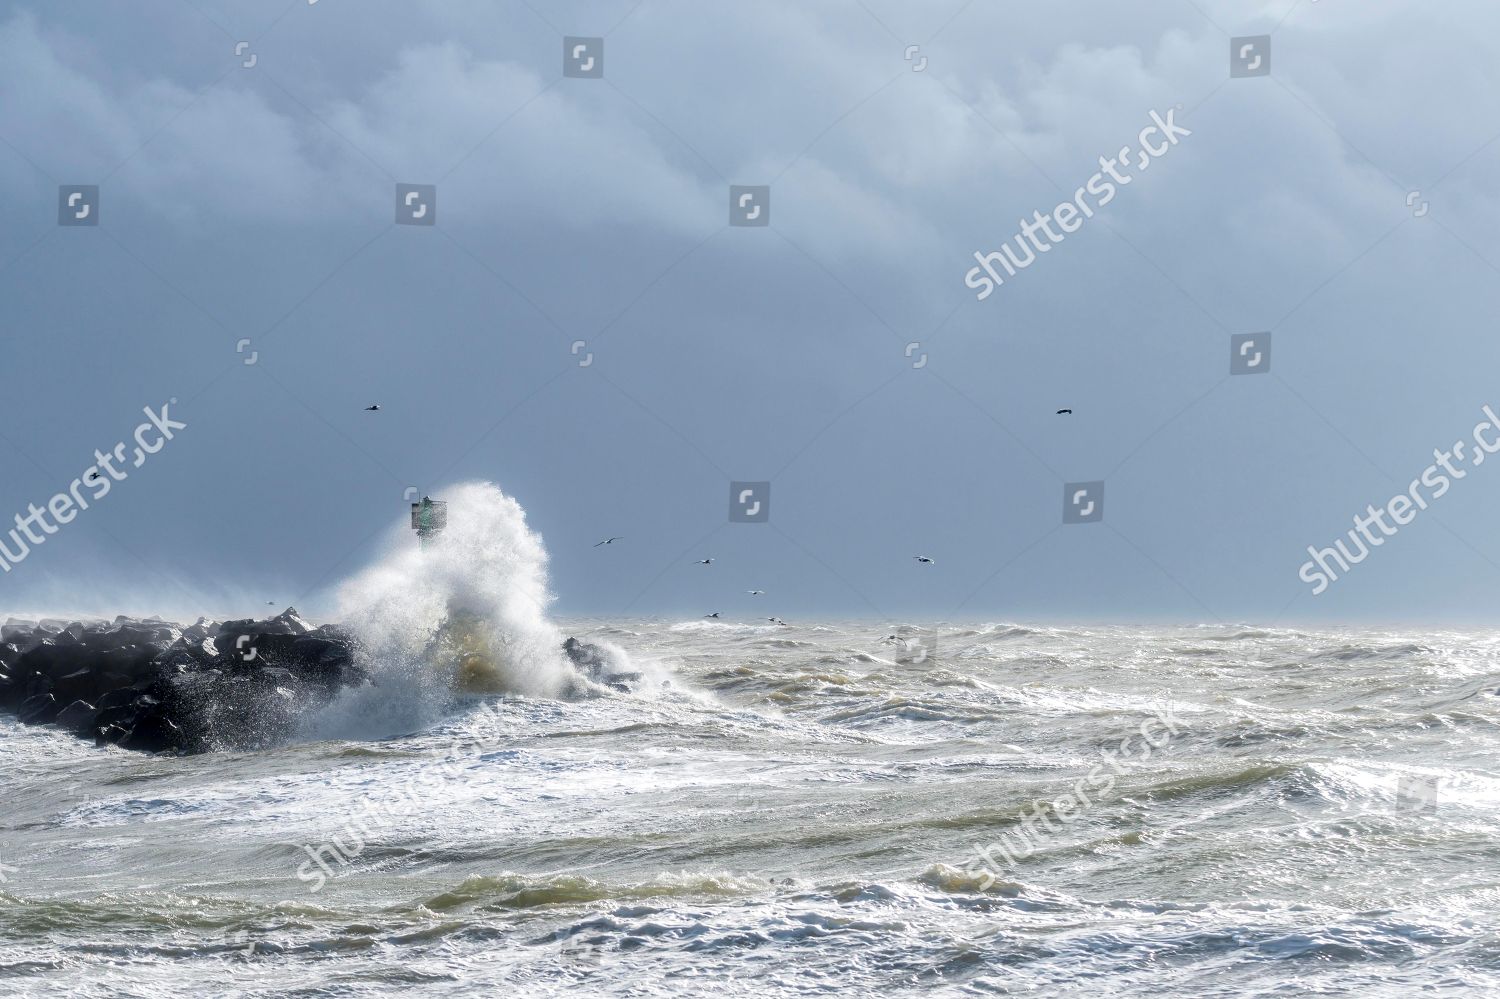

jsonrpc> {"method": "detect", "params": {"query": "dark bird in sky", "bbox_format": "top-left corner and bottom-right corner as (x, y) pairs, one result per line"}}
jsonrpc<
(696, 558), (714, 565)
(594, 537), (623, 547)
(913, 555), (935, 564)
(364, 405), (380, 411)
(705, 612), (720, 619)
(1056, 409), (1072, 415)
(747, 589), (765, 596)
(768, 617), (789, 627)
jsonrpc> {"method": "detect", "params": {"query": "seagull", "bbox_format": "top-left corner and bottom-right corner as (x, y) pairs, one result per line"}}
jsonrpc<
(594, 537), (623, 547)
(695, 558), (714, 565)
(267, 601), (276, 606)
(768, 617), (789, 627)
(747, 589), (765, 596)
(364, 404), (380, 411)
(704, 612), (720, 619)
(1056, 409), (1072, 415)
(913, 555), (935, 564)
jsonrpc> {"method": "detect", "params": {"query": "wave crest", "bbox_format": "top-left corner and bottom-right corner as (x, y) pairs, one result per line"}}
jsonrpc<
(336, 482), (576, 699)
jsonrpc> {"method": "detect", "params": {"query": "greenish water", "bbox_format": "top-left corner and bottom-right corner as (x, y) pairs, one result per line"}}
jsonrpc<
(2, 621), (1497, 997)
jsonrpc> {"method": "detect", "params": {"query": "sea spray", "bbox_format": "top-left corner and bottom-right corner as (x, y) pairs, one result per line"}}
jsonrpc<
(309, 483), (582, 738)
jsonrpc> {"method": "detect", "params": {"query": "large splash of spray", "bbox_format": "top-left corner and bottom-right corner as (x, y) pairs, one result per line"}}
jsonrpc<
(335, 482), (579, 701)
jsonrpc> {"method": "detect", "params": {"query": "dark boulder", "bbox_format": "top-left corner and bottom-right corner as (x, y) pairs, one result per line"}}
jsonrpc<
(18, 691), (59, 724)
(1, 621), (40, 650)
(18, 640), (72, 680)
(121, 712), (185, 753)
(54, 699), (98, 733)
(1, 670), (50, 711)
(91, 702), (140, 735)
(94, 722), (129, 747)
(96, 687), (139, 711)
(564, 637), (606, 671)
(564, 637), (639, 690)
(53, 668), (104, 706)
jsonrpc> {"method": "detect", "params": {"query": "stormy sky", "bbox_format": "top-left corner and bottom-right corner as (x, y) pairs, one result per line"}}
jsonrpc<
(1, 0), (1498, 624)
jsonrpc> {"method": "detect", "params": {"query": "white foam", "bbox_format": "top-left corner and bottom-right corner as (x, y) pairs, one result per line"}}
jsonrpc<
(309, 482), (584, 739)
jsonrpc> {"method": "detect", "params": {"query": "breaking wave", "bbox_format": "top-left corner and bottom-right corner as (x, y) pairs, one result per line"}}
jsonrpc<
(312, 482), (604, 738)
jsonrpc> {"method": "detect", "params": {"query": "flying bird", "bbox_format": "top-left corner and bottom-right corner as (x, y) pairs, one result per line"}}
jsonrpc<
(768, 617), (789, 627)
(364, 404), (380, 412)
(695, 558), (714, 565)
(704, 612), (720, 619)
(913, 555), (935, 564)
(747, 590), (765, 596)
(1056, 409), (1072, 415)
(594, 537), (623, 547)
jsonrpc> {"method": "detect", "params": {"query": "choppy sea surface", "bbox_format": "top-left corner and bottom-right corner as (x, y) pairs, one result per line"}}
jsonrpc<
(3, 620), (1499, 997)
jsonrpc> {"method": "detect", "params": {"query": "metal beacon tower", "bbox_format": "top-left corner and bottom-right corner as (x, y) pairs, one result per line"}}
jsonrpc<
(411, 494), (490, 686)
(410, 496), (447, 548)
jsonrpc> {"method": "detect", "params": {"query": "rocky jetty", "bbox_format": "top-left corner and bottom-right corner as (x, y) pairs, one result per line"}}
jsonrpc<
(0, 609), (627, 754)
(0, 609), (366, 753)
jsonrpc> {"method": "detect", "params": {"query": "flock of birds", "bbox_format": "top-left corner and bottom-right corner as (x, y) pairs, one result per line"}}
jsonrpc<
(592, 536), (938, 625)
(352, 403), (1073, 629)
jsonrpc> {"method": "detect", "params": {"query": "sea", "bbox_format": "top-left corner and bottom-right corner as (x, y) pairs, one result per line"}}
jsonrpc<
(2, 486), (1497, 996)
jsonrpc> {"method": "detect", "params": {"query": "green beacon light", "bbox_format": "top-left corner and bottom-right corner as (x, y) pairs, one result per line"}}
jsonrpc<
(410, 496), (447, 548)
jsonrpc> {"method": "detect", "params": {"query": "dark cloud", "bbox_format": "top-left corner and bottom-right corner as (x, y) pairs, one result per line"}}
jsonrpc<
(2, 1), (1498, 622)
